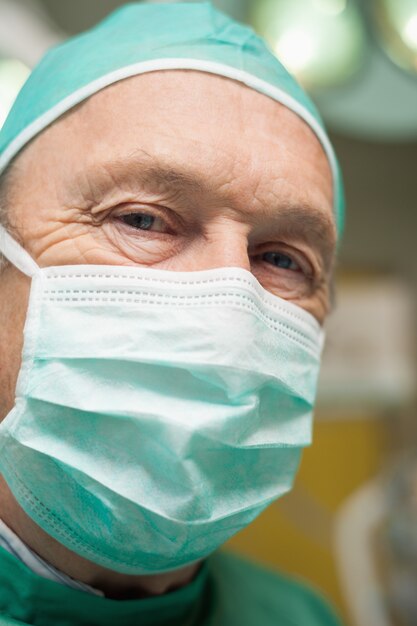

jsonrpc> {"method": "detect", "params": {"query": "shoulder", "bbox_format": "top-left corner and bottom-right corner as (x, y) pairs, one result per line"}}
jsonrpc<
(206, 551), (344, 626)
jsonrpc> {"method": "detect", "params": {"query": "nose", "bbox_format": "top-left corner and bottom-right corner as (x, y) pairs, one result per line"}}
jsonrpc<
(179, 218), (251, 272)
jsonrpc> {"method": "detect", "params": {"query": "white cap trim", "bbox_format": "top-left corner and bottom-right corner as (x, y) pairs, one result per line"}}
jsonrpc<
(0, 58), (339, 213)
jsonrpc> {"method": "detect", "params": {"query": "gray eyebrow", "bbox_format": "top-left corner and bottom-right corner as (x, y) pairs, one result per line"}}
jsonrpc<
(83, 151), (209, 200)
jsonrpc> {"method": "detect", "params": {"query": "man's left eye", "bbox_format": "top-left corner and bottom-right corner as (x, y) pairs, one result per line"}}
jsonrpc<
(262, 251), (300, 271)
(119, 212), (168, 233)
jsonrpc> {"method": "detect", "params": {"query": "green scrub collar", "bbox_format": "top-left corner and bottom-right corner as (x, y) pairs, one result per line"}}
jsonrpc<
(0, 545), (208, 626)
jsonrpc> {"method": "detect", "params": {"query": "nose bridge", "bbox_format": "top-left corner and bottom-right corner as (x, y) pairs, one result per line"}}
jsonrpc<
(203, 217), (251, 271)
(179, 216), (251, 272)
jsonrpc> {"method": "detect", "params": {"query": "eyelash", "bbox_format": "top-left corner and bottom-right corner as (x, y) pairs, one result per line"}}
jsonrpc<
(119, 213), (166, 232)
(115, 207), (179, 237)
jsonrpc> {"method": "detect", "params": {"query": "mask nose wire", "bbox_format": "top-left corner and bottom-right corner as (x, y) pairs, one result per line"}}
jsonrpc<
(0, 224), (41, 278)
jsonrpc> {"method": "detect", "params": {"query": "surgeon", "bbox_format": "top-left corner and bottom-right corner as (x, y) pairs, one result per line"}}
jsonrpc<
(0, 2), (343, 625)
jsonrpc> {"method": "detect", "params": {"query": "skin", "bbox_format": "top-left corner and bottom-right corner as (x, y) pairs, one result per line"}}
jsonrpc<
(0, 70), (336, 599)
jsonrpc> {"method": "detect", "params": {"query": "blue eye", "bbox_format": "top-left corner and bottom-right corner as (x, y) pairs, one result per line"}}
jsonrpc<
(262, 251), (299, 271)
(120, 213), (155, 230)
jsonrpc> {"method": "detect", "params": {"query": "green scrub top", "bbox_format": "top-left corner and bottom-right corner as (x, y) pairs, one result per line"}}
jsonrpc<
(0, 546), (343, 626)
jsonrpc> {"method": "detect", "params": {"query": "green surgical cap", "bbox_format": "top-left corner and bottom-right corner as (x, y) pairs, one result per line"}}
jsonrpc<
(0, 1), (344, 235)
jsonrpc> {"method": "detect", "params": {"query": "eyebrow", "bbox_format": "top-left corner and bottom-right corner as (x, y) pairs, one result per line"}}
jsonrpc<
(74, 150), (208, 203)
(71, 150), (336, 269)
(266, 203), (336, 268)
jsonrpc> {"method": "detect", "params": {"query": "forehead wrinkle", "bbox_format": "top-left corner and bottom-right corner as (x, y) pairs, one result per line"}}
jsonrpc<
(69, 149), (209, 207)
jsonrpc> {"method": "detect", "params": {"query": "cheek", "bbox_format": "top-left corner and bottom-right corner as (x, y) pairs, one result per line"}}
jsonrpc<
(295, 283), (330, 325)
(100, 222), (185, 266)
(0, 269), (31, 419)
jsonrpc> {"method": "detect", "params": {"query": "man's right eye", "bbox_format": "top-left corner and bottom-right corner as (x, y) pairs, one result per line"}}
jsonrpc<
(119, 213), (168, 233)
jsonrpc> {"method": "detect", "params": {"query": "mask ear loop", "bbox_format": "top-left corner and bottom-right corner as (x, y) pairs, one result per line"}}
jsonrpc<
(0, 224), (41, 278)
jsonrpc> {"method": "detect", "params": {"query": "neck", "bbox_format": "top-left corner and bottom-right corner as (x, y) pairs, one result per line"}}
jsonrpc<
(0, 477), (200, 599)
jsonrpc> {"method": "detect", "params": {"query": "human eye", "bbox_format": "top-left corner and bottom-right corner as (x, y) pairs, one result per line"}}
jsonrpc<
(118, 211), (170, 233)
(251, 242), (318, 298)
(262, 251), (300, 272)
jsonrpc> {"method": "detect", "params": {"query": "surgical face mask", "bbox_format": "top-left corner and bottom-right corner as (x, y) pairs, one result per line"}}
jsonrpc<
(0, 225), (324, 575)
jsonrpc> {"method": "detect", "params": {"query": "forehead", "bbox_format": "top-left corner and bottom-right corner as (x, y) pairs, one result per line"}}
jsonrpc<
(16, 70), (334, 231)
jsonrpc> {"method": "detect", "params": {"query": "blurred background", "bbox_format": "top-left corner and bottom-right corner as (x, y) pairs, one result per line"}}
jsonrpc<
(1, 1), (416, 624)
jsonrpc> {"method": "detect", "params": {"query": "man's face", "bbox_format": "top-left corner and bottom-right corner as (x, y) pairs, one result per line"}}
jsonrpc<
(0, 70), (336, 421)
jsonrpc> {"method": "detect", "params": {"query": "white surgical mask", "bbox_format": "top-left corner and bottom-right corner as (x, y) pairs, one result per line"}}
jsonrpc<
(0, 225), (324, 574)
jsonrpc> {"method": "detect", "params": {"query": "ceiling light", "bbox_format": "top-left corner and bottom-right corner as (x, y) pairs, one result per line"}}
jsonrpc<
(0, 58), (30, 128)
(250, 0), (366, 89)
(374, 0), (417, 73)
